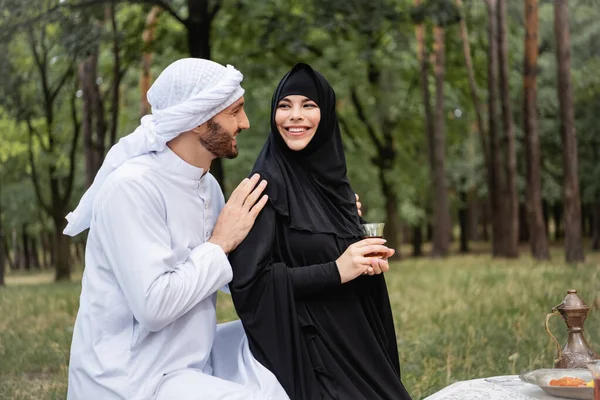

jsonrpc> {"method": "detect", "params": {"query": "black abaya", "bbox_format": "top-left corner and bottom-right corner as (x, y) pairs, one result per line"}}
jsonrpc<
(228, 64), (411, 400)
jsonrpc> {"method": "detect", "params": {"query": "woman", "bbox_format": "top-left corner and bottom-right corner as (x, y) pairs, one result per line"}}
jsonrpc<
(228, 63), (412, 400)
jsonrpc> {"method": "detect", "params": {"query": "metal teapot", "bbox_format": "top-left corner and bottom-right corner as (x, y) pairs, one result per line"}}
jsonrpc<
(545, 289), (600, 368)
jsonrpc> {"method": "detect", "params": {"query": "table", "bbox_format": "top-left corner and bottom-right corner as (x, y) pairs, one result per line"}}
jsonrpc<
(423, 375), (581, 400)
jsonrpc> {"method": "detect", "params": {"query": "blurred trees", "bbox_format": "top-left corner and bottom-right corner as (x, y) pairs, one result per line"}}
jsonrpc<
(0, 0), (598, 282)
(554, 0), (584, 263)
(523, 0), (550, 260)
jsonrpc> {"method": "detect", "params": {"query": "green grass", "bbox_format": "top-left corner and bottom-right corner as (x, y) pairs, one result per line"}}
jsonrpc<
(2, 248), (600, 399)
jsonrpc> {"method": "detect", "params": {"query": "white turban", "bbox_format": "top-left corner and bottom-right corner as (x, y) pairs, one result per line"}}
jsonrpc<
(63, 58), (245, 236)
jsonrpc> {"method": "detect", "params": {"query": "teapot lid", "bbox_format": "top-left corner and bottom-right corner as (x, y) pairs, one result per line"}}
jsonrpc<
(556, 289), (589, 311)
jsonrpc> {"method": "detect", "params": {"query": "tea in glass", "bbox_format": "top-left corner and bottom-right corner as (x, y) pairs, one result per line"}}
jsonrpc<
(587, 360), (600, 399)
(361, 223), (386, 258)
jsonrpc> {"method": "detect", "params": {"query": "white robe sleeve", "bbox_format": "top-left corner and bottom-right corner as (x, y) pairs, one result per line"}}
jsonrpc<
(93, 177), (233, 332)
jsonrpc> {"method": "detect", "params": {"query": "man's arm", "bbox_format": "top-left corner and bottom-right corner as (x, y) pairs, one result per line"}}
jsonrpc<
(95, 174), (267, 332)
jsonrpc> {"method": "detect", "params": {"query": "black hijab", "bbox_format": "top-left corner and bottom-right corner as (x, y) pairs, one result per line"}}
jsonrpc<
(251, 63), (363, 238)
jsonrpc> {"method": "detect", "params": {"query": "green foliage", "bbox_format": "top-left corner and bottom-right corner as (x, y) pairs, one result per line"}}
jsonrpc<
(411, 0), (460, 27)
(0, 0), (599, 246)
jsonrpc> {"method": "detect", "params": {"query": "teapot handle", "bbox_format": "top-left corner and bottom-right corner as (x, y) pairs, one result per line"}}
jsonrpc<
(545, 309), (563, 365)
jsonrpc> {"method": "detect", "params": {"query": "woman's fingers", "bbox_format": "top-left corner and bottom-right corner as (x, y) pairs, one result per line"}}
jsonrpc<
(354, 238), (386, 248)
(356, 244), (390, 256)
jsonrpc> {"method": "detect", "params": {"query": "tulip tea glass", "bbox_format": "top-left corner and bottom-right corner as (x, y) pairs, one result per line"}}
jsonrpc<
(587, 361), (600, 399)
(361, 223), (386, 258)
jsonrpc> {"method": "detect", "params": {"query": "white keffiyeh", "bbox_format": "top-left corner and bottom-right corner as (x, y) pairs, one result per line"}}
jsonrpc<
(63, 58), (245, 236)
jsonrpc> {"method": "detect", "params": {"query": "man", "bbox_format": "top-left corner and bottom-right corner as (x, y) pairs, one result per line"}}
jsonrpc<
(64, 58), (288, 400)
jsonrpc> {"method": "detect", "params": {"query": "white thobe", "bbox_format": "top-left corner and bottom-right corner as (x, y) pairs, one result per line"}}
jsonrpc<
(67, 147), (288, 400)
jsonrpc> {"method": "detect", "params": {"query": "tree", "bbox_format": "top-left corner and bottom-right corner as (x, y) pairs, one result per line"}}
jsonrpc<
(412, 0), (457, 257)
(79, 3), (125, 187)
(554, 0), (584, 263)
(484, 0), (507, 257)
(0, 163), (4, 286)
(17, 0), (228, 190)
(497, 0), (518, 258)
(414, 0), (434, 175)
(0, 4), (90, 281)
(431, 21), (451, 257)
(140, 6), (162, 116)
(455, 0), (488, 169)
(153, 0), (228, 190)
(523, 0), (550, 260)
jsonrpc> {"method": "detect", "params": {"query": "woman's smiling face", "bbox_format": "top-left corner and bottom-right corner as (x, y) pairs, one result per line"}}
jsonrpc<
(275, 95), (321, 151)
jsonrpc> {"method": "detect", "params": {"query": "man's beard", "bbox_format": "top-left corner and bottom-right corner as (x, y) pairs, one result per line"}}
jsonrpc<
(199, 119), (239, 159)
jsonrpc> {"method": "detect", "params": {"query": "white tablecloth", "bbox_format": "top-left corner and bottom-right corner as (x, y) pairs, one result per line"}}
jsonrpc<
(424, 375), (578, 400)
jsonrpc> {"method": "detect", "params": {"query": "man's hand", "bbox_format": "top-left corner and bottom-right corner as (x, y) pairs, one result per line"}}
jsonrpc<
(209, 174), (268, 254)
(355, 193), (362, 217)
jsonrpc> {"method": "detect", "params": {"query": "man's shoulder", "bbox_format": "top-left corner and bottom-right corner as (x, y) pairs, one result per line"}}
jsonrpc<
(95, 157), (163, 208)
(106, 158), (158, 190)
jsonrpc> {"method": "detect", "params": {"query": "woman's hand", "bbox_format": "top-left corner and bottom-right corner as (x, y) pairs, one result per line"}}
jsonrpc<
(336, 238), (392, 284)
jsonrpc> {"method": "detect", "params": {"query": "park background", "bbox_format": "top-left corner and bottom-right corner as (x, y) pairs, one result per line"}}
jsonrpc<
(2, 0), (600, 399)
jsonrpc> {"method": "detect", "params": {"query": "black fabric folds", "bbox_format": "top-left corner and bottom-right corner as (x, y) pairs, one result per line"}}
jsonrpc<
(228, 64), (412, 400)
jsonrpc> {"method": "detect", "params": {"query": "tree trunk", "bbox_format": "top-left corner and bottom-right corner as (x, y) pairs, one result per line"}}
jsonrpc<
(79, 48), (106, 188)
(78, 242), (86, 265)
(554, 0), (584, 263)
(0, 241), (4, 285)
(456, 0), (489, 172)
(553, 202), (563, 240)
(12, 228), (21, 270)
(41, 230), (52, 269)
(586, 204), (593, 238)
(22, 226), (31, 271)
(431, 25), (451, 257)
(467, 192), (481, 241)
(459, 189), (469, 253)
(415, 0), (435, 173)
(380, 170), (400, 260)
(79, 55), (95, 188)
(519, 202), (530, 243)
(53, 216), (71, 281)
(140, 6), (162, 117)
(543, 199), (550, 235)
(412, 226), (423, 257)
(2, 234), (13, 270)
(593, 202), (600, 251)
(523, 0), (550, 260)
(481, 200), (490, 242)
(497, 0), (519, 258)
(74, 241), (83, 266)
(108, 2), (121, 148)
(0, 242), (3, 286)
(0, 231), (4, 287)
(486, 0), (506, 257)
(0, 176), (4, 286)
(401, 225), (410, 245)
(187, 0), (225, 191)
(30, 237), (41, 269)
